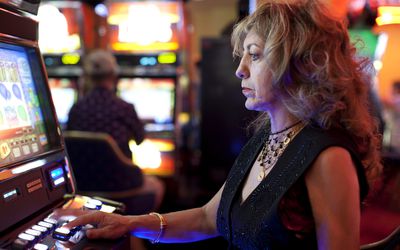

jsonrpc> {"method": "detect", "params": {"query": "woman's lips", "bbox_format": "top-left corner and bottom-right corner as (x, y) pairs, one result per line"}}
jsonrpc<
(242, 87), (254, 97)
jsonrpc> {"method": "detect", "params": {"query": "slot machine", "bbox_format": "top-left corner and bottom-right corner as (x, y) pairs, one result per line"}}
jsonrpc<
(107, 0), (183, 176)
(36, 1), (87, 129)
(0, 1), (129, 249)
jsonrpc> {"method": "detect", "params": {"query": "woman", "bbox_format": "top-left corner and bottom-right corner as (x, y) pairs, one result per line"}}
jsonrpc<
(53, 0), (382, 249)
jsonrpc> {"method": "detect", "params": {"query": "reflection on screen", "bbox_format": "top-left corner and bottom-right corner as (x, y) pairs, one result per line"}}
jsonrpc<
(0, 42), (49, 168)
(48, 78), (77, 124)
(117, 78), (175, 124)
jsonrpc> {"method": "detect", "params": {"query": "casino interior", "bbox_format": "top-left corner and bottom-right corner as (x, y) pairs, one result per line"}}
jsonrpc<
(0, 0), (399, 249)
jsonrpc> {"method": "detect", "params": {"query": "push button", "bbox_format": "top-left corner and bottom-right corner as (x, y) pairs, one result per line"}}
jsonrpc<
(43, 217), (58, 226)
(52, 227), (71, 241)
(83, 202), (97, 210)
(33, 243), (49, 250)
(25, 229), (42, 238)
(58, 221), (79, 236)
(38, 221), (54, 231)
(16, 233), (35, 247)
(32, 225), (48, 236)
(87, 199), (102, 210)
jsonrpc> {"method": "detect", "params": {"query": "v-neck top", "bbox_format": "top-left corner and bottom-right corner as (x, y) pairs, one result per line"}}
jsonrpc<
(216, 125), (369, 249)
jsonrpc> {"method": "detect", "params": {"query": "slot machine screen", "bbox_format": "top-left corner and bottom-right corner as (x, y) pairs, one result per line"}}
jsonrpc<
(0, 40), (61, 169)
(117, 78), (175, 124)
(38, 2), (82, 54)
(48, 78), (77, 125)
(108, 1), (181, 53)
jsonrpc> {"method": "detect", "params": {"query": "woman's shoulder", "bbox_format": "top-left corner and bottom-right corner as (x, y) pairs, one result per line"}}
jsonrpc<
(301, 125), (356, 149)
(310, 146), (354, 172)
(301, 125), (369, 198)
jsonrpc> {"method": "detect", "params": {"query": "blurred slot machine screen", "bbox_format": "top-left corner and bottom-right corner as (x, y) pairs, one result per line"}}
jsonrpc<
(48, 78), (77, 125)
(38, 2), (82, 55)
(117, 78), (175, 124)
(107, 1), (181, 54)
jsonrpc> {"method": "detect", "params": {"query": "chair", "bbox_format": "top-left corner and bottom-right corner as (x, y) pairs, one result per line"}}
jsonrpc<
(360, 226), (400, 250)
(63, 130), (159, 215)
(360, 154), (400, 250)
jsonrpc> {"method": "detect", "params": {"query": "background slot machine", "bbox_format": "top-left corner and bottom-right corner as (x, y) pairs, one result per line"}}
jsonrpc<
(36, 1), (87, 129)
(0, 1), (128, 249)
(107, 0), (183, 176)
(47, 77), (77, 129)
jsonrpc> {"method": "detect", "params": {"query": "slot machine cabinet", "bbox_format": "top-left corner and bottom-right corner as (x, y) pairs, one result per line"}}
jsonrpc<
(116, 76), (177, 177)
(37, 1), (96, 128)
(37, 1), (84, 77)
(0, 1), (129, 249)
(107, 0), (184, 177)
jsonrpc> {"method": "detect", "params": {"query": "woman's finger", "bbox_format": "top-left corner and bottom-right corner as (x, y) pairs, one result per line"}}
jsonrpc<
(64, 211), (104, 229)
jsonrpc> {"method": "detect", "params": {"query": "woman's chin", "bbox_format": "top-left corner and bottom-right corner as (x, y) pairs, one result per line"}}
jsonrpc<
(245, 100), (269, 112)
(245, 100), (257, 111)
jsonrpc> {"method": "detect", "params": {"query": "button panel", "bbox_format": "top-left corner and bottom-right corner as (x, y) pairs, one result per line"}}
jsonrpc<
(11, 216), (88, 249)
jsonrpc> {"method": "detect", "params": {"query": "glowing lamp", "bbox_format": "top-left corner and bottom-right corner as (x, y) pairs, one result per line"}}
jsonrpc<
(158, 53), (176, 64)
(376, 6), (400, 26)
(61, 53), (80, 65)
(130, 139), (162, 169)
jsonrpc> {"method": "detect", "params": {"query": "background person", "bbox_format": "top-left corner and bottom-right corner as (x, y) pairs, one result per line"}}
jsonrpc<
(66, 50), (164, 210)
(67, 49), (145, 159)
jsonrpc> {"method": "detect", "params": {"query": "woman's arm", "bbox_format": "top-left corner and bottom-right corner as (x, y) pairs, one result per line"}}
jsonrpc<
(305, 146), (360, 250)
(131, 183), (224, 243)
(55, 184), (225, 243)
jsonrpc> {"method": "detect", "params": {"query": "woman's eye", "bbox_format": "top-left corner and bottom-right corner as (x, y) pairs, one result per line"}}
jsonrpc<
(249, 53), (259, 61)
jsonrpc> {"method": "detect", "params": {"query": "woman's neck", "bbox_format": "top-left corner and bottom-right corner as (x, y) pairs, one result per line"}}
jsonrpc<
(267, 107), (300, 134)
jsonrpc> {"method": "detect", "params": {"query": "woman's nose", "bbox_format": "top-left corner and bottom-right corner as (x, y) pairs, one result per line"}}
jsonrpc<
(236, 66), (248, 79)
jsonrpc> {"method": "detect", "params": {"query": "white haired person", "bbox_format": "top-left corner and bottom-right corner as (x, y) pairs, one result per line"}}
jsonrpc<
(67, 49), (144, 159)
(66, 50), (164, 210)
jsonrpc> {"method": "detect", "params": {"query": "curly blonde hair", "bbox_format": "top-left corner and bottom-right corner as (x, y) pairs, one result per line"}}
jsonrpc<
(232, 0), (382, 185)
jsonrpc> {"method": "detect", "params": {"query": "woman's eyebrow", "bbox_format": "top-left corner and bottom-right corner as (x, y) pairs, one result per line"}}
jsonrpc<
(245, 43), (261, 51)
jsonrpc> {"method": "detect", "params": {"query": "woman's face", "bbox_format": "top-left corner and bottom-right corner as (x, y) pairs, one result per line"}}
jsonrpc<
(236, 30), (276, 112)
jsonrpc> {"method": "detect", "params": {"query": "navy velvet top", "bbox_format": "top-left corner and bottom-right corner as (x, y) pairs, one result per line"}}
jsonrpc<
(216, 125), (369, 249)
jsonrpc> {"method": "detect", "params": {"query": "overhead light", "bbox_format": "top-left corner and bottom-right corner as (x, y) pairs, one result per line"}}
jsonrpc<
(376, 6), (400, 26)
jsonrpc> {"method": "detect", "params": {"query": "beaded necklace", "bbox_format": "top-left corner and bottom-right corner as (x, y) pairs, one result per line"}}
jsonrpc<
(256, 121), (304, 182)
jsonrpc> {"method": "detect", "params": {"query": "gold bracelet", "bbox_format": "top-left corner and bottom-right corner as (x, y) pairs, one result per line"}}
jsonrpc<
(149, 212), (167, 244)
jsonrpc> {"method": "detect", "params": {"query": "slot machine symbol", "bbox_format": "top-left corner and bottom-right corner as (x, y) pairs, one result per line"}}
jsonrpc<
(10, 63), (20, 82)
(0, 62), (4, 81)
(4, 106), (18, 126)
(4, 62), (11, 82)
(0, 83), (9, 99)
(0, 142), (11, 159)
(0, 83), (11, 101)
(12, 84), (22, 100)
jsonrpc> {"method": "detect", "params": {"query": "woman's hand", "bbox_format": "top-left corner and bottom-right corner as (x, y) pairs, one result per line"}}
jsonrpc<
(51, 209), (132, 239)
